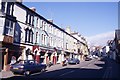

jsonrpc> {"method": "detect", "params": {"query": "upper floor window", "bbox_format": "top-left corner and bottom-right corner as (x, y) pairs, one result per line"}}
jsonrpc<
(26, 12), (34, 27)
(1, 2), (13, 15)
(44, 35), (46, 45)
(41, 20), (44, 30)
(25, 28), (29, 42)
(34, 17), (38, 27)
(35, 32), (38, 44)
(25, 28), (33, 43)
(29, 29), (33, 43)
(4, 19), (14, 36)
(51, 25), (52, 33)
(66, 43), (68, 50)
(41, 34), (44, 45)
(1, 2), (6, 13)
(6, 2), (13, 15)
(43, 21), (46, 31)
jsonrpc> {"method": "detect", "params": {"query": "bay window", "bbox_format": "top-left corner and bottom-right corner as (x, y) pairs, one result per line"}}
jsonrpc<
(4, 19), (14, 36)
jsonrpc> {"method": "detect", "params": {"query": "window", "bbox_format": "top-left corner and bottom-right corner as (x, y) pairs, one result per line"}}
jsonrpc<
(35, 32), (38, 44)
(1, 2), (6, 13)
(26, 12), (34, 27)
(43, 22), (45, 31)
(50, 37), (52, 46)
(29, 15), (31, 25)
(45, 22), (47, 31)
(34, 17), (38, 27)
(25, 13), (28, 24)
(6, 2), (13, 15)
(41, 20), (44, 30)
(51, 25), (52, 33)
(29, 29), (33, 43)
(41, 34), (44, 45)
(66, 43), (68, 50)
(4, 19), (14, 36)
(25, 28), (29, 42)
(44, 35), (46, 45)
(31, 16), (34, 26)
(25, 28), (33, 43)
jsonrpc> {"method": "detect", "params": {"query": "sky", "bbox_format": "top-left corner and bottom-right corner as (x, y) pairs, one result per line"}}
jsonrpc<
(23, 2), (118, 46)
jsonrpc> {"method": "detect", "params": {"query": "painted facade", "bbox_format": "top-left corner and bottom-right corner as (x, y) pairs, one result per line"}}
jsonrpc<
(0, 1), (88, 71)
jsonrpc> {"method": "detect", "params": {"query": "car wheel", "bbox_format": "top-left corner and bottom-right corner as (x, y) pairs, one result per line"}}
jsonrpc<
(24, 71), (30, 76)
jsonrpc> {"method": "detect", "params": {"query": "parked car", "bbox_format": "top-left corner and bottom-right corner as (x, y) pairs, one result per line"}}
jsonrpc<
(10, 60), (47, 76)
(92, 55), (99, 59)
(68, 58), (80, 64)
(85, 55), (92, 61)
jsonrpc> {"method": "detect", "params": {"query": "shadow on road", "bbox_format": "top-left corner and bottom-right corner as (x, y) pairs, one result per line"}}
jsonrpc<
(5, 58), (120, 80)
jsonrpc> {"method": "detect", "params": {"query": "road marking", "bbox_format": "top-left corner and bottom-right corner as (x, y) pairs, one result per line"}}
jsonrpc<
(102, 66), (112, 79)
(59, 70), (74, 77)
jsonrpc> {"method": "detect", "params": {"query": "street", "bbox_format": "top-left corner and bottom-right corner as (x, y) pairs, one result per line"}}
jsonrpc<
(5, 57), (120, 80)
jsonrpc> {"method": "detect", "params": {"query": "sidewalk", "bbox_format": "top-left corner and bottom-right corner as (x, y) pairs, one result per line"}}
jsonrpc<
(0, 70), (14, 79)
(0, 60), (86, 79)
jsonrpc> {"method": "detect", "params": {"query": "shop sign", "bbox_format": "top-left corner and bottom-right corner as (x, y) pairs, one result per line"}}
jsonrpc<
(3, 36), (13, 43)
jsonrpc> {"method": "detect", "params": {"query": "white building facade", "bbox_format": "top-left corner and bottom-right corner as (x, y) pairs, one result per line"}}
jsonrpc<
(0, 1), (88, 70)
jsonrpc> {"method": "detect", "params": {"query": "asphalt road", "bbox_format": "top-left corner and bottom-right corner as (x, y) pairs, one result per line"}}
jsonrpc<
(6, 57), (120, 80)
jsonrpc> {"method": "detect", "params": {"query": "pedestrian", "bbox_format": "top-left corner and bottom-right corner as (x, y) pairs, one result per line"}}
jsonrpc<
(10, 56), (16, 65)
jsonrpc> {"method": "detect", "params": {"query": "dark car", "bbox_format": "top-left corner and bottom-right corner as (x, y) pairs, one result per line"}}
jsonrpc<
(10, 60), (47, 76)
(68, 58), (80, 64)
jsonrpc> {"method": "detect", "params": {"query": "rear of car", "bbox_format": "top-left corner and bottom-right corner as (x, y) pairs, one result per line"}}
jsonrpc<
(68, 58), (80, 64)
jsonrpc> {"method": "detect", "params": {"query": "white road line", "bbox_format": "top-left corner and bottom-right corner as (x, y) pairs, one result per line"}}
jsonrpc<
(102, 67), (112, 79)
(59, 70), (74, 77)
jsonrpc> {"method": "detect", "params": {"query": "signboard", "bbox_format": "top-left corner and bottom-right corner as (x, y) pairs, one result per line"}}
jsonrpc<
(3, 35), (13, 43)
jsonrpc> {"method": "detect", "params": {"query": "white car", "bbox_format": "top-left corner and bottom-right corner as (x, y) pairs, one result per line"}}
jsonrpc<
(92, 55), (99, 59)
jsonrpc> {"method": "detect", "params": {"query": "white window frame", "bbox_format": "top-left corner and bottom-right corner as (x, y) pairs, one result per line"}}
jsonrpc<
(5, 20), (14, 37)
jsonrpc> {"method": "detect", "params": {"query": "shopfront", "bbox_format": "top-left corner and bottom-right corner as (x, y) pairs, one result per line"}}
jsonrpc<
(1, 42), (25, 71)
(40, 49), (46, 63)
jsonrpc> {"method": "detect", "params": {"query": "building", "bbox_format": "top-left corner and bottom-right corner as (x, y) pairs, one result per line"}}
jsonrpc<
(107, 40), (116, 60)
(66, 27), (89, 61)
(114, 29), (120, 62)
(0, 1), (88, 71)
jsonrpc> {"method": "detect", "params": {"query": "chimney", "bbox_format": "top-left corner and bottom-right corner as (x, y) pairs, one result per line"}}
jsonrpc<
(16, 0), (22, 3)
(30, 7), (36, 12)
(48, 19), (53, 23)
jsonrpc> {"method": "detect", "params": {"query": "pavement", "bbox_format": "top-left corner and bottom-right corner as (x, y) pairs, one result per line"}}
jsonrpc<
(0, 70), (14, 79)
(0, 60), (85, 79)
